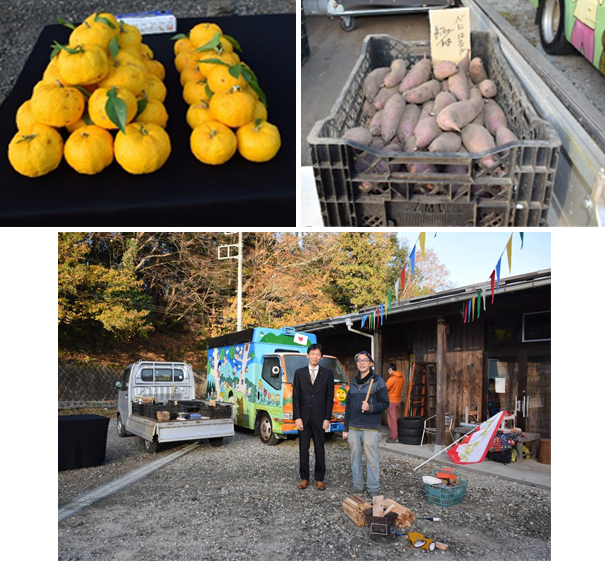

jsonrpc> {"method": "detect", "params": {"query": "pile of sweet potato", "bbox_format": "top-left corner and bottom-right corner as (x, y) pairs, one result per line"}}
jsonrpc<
(344, 54), (518, 176)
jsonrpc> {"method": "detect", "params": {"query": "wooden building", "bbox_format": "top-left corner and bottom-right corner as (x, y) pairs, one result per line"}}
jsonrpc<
(295, 269), (551, 445)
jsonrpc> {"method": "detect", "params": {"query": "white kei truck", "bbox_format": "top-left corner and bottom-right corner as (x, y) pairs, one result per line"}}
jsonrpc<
(116, 360), (234, 453)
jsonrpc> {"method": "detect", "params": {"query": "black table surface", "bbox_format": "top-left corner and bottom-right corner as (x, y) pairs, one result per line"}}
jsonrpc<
(58, 414), (110, 470)
(0, 15), (295, 226)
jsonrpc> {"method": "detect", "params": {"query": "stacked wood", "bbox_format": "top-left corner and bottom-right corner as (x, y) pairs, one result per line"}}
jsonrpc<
(382, 498), (415, 528)
(342, 495), (372, 527)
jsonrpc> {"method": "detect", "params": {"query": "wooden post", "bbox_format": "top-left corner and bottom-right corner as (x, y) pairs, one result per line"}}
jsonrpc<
(436, 317), (447, 448)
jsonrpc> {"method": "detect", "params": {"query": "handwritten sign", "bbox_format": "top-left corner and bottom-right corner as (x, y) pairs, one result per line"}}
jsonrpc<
(429, 7), (471, 65)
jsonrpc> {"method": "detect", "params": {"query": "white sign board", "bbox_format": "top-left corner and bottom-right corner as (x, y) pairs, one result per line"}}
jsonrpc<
(429, 7), (471, 65)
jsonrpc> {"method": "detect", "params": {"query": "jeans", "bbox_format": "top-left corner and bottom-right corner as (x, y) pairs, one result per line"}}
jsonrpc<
(348, 429), (380, 492)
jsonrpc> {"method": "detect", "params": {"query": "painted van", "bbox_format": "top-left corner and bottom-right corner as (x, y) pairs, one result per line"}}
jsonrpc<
(530, 0), (605, 74)
(206, 326), (349, 445)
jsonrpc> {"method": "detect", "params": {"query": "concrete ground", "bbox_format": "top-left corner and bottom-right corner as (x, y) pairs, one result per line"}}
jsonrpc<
(377, 426), (551, 489)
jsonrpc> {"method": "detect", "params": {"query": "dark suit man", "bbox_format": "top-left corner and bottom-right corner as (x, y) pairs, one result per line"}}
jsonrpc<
(292, 343), (334, 490)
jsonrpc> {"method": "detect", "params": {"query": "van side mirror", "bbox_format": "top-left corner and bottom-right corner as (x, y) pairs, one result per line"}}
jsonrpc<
(115, 381), (122, 390)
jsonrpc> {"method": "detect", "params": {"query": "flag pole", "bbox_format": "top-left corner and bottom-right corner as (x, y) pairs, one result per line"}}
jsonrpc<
(412, 432), (474, 471)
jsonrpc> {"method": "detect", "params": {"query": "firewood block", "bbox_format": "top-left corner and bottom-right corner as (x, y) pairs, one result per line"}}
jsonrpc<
(382, 498), (415, 528)
(372, 495), (384, 517)
(342, 495), (372, 527)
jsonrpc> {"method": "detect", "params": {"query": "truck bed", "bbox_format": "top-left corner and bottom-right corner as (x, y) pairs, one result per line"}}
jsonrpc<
(127, 414), (234, 443)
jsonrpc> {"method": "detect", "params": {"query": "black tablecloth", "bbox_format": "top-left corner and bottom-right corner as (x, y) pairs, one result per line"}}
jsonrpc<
(0, 15), (295, 226)
(58, 414), (110, 470)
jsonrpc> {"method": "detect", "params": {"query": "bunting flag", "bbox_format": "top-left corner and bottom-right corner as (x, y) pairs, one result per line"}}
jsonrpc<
(410, 246), (416, 277)
(477, 290), (482, 318)
(506, 234), (513, 273)
(495, 257), (501, 290)
(395, 278), (400, 300)
(519, 232), (524, 249)
(388, 290), (392, 313)
(419, 232), (426, 260)
(401, 265), (406, 299)
(482, 280), (488, 310)
(380, 303), (385, 325)
(447, 411), (507, 464)
(490, 270), (496, 304)
(361, 315), (367, 329)
(471, 297), (475, 320)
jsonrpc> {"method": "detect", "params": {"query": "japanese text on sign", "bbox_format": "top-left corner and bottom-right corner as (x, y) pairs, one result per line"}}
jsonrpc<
(429, 7), (471, 65)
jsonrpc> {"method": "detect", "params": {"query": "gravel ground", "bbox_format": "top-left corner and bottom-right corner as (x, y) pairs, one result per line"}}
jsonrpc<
(0, 1), (295, 106)
(59, 417), (551, 560)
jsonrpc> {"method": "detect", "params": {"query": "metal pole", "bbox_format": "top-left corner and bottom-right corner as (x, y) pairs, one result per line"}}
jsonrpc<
(237, 232), (243, 332)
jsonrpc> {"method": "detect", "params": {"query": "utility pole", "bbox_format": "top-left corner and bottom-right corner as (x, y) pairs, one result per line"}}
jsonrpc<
(218, 232), (243, 331)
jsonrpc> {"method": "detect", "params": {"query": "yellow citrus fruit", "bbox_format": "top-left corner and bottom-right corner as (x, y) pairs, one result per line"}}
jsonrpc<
(97, 51), (147, 97)
(30, 81), (85, 127)
(174, 49), (197, 73)
(190, 120), (237, 165)
(114, 122), (171, 174)
(69, 20), (117, 51)
(190, 23), (223, 48)
(15, 100), (40, 132)
(209, 88), (256, 128)
(142, 74), (167, 102)
(64, 125), (114, 174)
(186, 101), (213, 129)
(42, 58), (67, 85)
(218, 35), (235, 54)
(180, 64), (203, 86)
(117, 22), (142, 49)
(207, 64), (247, 93)
(252, 100), (268, 122)
(174, 36), (193, 56)
(66, 116), (90, 133)
(88, 87), (137, 129)
(84, 12), (120, 31)
(139, 43), (154, 60)
(8, 124), (64, 177)
(197, 50), (239, 78)
(57, 44), (109, 86)
(183, 78), (211, 105)
(144, 58), (166, 81)
(236, 120), (281, 163)
(134, 99), (168, 128)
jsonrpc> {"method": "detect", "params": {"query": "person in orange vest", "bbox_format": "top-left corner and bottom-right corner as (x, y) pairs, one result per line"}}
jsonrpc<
(385, 363), (404, 443)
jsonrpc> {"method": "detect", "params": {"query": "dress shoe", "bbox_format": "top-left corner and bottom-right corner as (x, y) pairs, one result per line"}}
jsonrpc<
(298, 479), (309, 489)
(316, 481), (326, 490)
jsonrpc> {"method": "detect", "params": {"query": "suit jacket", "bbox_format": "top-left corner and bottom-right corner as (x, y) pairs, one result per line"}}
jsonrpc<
(292, 365), (334, 429)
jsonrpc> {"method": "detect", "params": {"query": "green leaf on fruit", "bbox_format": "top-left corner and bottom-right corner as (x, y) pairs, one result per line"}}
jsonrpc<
(195, 32), (222, 53)
(109, 36), (120, 59)
(136, 97), (148, 118)
(106, 87), (128, 134)
(222, 35), (242, 53)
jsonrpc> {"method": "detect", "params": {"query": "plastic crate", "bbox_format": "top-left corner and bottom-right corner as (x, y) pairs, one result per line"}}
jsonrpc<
(423, 470), (468, 506)
(308, 32), (561, 227)
(302, 7), (310, 66)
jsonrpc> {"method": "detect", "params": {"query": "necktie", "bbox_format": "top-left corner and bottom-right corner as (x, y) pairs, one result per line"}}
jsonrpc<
(310, 368), (316, 384)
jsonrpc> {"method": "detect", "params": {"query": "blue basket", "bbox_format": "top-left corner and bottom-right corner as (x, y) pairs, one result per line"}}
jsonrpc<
(423, 470), (468, 507)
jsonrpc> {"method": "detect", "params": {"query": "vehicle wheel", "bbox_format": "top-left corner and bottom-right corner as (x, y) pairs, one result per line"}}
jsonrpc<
(210, 437), (223, 447)
(398, 434), (423, 445)
(340, 17), (355, 32)
(259, 412), (279, 445)
(143, 437), (158, 453)
(539, 0), (575, 55)
(398, 427), (423, 437)
(116, 414), (127, 437)
(398, 416), (425, 430)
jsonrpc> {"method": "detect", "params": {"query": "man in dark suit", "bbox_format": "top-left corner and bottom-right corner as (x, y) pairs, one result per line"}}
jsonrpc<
(292, 343), (334, 490)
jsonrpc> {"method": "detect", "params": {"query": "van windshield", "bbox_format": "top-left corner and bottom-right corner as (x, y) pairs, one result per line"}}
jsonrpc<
(284, 355), (347, 384)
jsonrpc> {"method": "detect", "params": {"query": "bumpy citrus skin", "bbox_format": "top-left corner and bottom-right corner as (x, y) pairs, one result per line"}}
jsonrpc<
(88, 87), (138, 130)
(190, 120), (237, 165)
(114, 122), (171, 174)
(30, 81), (85, 127)
(236, 120), (281, 163)
(64, 125), (114, 175)
(57, 44), (109, 86)
(8, 124), (64, 177)
(209, 89), (256, 128)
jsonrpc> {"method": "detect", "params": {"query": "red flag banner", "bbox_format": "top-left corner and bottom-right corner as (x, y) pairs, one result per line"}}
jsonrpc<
(447, 411), (507, 465)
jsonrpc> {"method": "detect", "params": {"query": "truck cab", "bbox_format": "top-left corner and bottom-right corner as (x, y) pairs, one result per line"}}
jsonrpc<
(206, 327), (349, 445)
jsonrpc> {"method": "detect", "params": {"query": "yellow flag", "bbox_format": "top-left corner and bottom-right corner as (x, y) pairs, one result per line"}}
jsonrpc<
(419, 232), (426, 260)
(506, 234), (513, 272)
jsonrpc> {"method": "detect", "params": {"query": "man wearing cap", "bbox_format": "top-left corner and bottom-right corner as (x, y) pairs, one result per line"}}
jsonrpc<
(343, 351), (390, 498)
(293, 343), (334, 491)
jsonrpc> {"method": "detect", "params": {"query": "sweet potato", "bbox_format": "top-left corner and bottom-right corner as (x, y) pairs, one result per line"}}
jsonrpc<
(361, 100), (377, 119)
(383, 58), (408, 88)
(381, 94), (406, 143)
(433, 91), (457, 115)
(343, 127), (373, 146)
(396, 103), (421, 143)
(362, 67), (390, 101)
(433, 59), (458, 81)
(414, 116), (441, 150)
(399, 57), (432, 92)
(428, 131), (462, 153)
(369, 110), (384, 136)
(483, 99), (508, 136)
(403, 79), (441, 104)
(469, 57), (488, 84)
(404, 135), (417, 152)
(478, 79), (497, 98)
(419, 100), (435, 121)
(373, 86), (399, 110)
(436, 98), (483, 132)
(495, 126), (518, 146)
(408, 162), (438, 174)
(461, 123), (497, 168)
(448, 69), (469, 101)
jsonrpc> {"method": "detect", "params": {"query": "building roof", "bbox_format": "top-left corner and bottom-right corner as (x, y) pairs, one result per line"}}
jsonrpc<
(294, 269), (551, 333)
